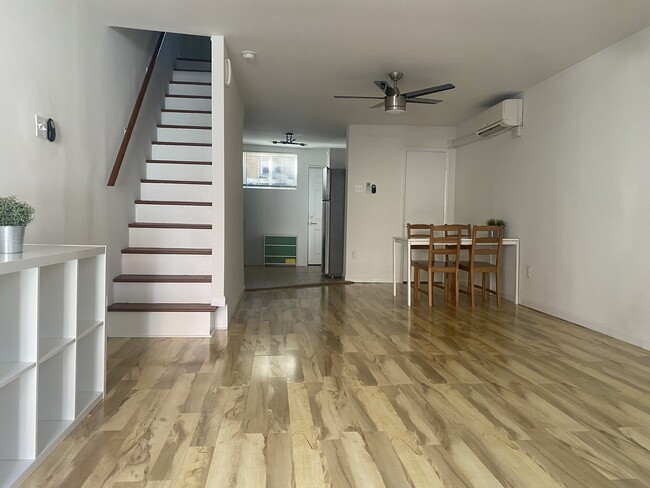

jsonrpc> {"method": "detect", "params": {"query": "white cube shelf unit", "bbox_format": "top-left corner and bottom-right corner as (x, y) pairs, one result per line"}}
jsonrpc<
(0, 245), (106, 488)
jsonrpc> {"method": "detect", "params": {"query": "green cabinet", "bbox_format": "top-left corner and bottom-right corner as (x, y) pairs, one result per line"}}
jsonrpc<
(264, 235), (297, 266)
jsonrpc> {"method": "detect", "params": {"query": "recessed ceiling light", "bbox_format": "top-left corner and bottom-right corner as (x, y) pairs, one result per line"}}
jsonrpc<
(241, 50), (256, 60)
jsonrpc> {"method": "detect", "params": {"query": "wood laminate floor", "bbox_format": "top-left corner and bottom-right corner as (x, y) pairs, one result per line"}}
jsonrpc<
(244, 265), (349, 291)
(23, 284), (650, 487)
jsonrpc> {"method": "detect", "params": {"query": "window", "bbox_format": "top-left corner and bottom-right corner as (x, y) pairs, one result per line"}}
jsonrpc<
(243, 152), (298, 189)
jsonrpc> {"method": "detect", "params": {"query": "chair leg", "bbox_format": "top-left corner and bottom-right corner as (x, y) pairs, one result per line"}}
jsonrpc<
(454, 271), (459, 305)
(482, 273), (488, 302)
(413, 266), (419, 302)
(495, 270), (501, 307)
(469, 270), (475, 307)
(444, 273), (450, 302)
(428, 270), (434, 307)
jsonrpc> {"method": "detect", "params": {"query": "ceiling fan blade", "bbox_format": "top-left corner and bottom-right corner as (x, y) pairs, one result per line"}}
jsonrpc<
(404, 83), (455, 99)
(334, 95), (385, 99)
(408, 98), (442, 105)
(369, 102), (384, 109)
(373, 81), (395, 96)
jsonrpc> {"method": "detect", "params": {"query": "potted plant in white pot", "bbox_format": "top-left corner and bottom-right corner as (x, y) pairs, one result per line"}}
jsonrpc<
(0, 196), (35, 253)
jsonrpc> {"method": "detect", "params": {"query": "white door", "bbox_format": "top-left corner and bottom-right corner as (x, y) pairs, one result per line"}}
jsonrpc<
(404, 150), (447, 227)
(403, 150), (448, 280)
(308, 167), (324, 265)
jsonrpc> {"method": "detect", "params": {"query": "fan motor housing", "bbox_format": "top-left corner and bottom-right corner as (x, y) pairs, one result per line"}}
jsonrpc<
(385, 94), (406, 113)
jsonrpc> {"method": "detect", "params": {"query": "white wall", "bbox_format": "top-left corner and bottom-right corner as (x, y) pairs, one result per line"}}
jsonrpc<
(223, 46), (245, 319)
(243, 146), (329, 266)
(330, 148), (348, 169)
(0, 2), (188, 303)
(345, 125), (456, 282)
(454, 26), (650, 349)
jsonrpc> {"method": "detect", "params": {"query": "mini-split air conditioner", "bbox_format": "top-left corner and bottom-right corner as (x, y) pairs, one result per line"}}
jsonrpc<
(475, 99), (523, 138)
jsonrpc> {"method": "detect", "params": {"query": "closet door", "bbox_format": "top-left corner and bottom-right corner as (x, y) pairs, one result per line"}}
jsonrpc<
(404, 150), (447, 227)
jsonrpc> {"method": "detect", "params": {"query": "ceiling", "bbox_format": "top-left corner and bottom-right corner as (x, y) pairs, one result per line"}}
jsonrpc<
(90, 0), (650, 148)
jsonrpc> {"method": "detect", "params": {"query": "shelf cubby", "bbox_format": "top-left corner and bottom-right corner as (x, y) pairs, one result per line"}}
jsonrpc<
(38, 261), (77, 343)
(0, 269), (38, 369)
(37, 345), (75, 455)
(75, 325), (105, 416)
(77, 255), (105, 335)
(0, 368), (37, 488)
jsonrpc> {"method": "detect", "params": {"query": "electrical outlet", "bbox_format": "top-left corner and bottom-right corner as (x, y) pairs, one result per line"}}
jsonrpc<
(34, 114), (48, 140)
(355, 184), (363, 193)
(351, 250), (358, 260)
(526, 266), (532, 279)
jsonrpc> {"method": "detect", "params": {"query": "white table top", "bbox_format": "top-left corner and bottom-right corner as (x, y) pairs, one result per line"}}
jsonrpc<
(0, 244), (105, 275)
(394, 236), (519, 245)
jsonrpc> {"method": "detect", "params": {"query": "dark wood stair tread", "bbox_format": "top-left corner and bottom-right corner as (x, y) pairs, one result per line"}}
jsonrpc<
(122, 247), (212, 255)
(165, 94), (211, 99)
(169, 81), (211, 86)
(128, 222), (212, 229)
(135, 199), (212, 206)
(152, 141), (211, 147)
(157, 125), (211, 130)
(173, 68), (211, 73)
(108, 303), (217, 312)
(161, 109), (211, 114)
(177, 57), (211, 63)
(141, 179), (212, 185)
(113, 274), (211, 283)
(146, 159), (211, 166)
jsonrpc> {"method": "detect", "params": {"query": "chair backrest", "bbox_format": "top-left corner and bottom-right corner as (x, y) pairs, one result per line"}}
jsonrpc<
(470, 225), (504, 266)
(445, 224), (471, 239)
(428, 224), (462, 267)
(407, 223), (431, 250)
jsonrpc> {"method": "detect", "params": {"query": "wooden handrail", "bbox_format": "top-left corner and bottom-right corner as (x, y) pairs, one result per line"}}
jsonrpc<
(107, 32), (166, 186)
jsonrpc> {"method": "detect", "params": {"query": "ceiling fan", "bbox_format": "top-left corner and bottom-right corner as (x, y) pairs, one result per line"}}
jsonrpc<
(272, 132), (307, 147)
(334, 72), (454, 114)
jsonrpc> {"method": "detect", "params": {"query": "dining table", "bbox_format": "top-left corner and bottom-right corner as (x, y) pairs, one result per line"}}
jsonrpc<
(392, 236), (520, 306)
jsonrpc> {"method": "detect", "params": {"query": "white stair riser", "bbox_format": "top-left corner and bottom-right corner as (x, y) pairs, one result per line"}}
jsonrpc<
(176, 60), (211, 71)
(164, 97), (211, 111)
(151, 144), (211, 162)
(129, 227), (212, 248)
(122, 254), (211, 275)
(168, 83), (211, 96)
(157, 127), (211, 144)
(136, 203), (212, 223)
(140, 182), (211, 202)
(108, 311), (214, 337)
(114, 282), (211, 304)
(161, 111), (211, 126)
(172, 71), (211, 83)
(146, 163), (212, 182)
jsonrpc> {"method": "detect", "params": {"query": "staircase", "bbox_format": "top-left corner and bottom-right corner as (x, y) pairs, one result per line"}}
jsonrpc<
(108, 58), (217, 337)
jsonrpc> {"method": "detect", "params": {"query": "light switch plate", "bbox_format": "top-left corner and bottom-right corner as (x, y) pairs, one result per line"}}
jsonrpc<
(35, 114), (48, 140)
(355, 184), (363, 193)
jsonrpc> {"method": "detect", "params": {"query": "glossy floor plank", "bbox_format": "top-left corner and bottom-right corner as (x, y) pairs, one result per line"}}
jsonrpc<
(23, 284), (650, 487)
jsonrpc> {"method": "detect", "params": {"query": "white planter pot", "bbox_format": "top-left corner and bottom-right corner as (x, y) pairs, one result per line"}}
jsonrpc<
(0, 226), (25, 253)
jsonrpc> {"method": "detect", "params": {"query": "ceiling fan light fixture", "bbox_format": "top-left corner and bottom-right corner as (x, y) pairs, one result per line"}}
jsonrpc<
(385, 94), (406, 114)
(272, 132), (307, 147)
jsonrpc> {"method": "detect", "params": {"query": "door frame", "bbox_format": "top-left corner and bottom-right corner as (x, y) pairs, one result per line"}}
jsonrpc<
(307, 165), (326, 265)
(402, 148), (450, 233)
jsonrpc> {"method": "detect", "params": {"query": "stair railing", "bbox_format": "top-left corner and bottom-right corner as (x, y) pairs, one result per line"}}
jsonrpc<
(107, 32), (166, 186)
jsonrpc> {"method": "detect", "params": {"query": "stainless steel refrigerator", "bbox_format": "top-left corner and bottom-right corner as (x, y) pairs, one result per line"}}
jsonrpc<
(322, 168), (346, 278)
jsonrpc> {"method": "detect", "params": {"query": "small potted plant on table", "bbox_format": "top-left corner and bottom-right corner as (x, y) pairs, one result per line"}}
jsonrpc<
(486, 218), (506, 237)
(0, 196), (35, 253)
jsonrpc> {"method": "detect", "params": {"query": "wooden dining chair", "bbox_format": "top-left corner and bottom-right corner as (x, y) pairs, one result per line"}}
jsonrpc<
(412, 224), (462, 307)
(459, 225), (504, 307)
(406, 223), (431, 296)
